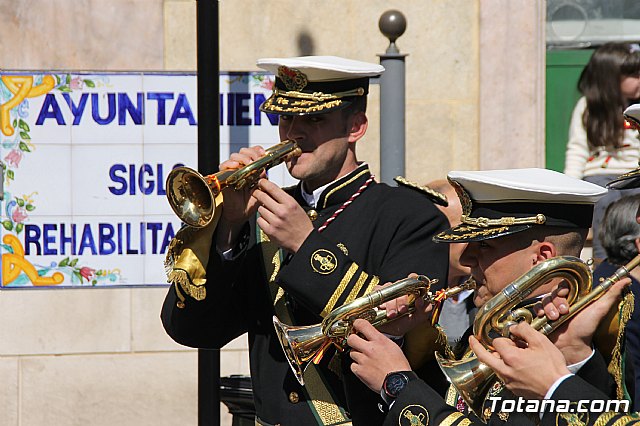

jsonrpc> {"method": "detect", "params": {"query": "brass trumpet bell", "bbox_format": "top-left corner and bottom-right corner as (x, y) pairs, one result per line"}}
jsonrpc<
(166, 166), (216, 228)
(272, 317), (326, 386)
(273, 275), (477, 386)
(273, 275), (437, 385)
(436, 254), (640, 422)
(165, 140), (301, 228)
(435, 352), (496, 417)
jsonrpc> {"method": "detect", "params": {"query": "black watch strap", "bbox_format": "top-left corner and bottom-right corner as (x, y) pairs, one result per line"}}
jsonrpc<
(380, 370), (418, 406)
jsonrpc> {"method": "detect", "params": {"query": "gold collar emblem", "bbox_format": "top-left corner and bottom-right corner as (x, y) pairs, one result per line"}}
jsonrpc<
(278, 66), (308, 91)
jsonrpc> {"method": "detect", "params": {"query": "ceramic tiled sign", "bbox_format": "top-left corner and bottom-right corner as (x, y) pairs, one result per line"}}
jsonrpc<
(0, 71), (282, 288)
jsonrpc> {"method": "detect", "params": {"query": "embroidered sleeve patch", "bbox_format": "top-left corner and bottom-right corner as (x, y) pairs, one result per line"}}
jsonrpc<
(399, 405), (429, 426)
(311, 249), (338, 274)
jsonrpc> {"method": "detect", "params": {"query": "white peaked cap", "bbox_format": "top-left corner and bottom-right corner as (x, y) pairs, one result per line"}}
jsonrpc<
(448, 168), (607, 204)
(257, 56), (384, 81)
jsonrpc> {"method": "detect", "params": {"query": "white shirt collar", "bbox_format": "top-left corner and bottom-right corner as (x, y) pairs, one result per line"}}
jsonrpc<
(300, 161), (369, 209)
(301, 181), (332, 208)
(300, 162), (368, 208)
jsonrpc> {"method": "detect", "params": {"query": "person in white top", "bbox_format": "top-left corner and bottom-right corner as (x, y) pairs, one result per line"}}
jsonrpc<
(564, 42), (640, 260)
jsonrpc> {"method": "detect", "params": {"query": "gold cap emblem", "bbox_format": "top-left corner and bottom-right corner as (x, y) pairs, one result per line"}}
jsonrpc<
(278, 66), (308, 91)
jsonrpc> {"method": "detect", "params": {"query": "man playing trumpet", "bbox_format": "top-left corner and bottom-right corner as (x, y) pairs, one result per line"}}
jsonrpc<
(160, 55), (450, 426)
(460, 159), (640, 426)
(348, 168), (632, 425)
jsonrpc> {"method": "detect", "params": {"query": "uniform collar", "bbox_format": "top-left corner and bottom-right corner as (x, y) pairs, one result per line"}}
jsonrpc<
(301, 180), (332, 208)
(299, 163), (372, 209)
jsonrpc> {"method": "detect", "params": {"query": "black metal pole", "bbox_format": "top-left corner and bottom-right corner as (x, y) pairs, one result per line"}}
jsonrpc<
(196, 1), (220, 425)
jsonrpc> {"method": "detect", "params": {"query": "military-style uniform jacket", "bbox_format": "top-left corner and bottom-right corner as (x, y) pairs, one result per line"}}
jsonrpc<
(161, 164), (450, 426)
(384, 331), (616, 426)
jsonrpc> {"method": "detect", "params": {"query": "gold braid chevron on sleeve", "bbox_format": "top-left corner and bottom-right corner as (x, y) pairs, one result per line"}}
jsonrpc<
(611, 414), (640, 426)
(592, 411), (617, 426)
(343, 271), (369, 304)
(439, 412), (464, 426)
(363, 276), (380, 295)
(260, 226), (351, 425)
(321, 263), (358, 317)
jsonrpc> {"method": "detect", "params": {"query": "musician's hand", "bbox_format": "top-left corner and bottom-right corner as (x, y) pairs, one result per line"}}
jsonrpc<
(216, 146), (266, 251)
(533, 277), (630, 365)
(470, 322), (570, 399)
(253, 178), (313, 253)
(348, 319), (412, 393)
(376, 274), (434, 336)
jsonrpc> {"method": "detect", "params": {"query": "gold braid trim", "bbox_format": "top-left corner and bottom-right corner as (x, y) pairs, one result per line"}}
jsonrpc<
(394, 176), (449, 207)
(363, 275), (380, 295)
(558, 412), (587, 426)
(436, 226), (510, 241)
(445, 385), (458, 407)
(262, 96), (344, 114)
(167, 268), (206, 301)
(612, 416), (640, 426)
(343, 271), (369, 304)
(322, 169), (369, 209)
(259, 226), (350, 425)
(321, 263), (358, 317)
(593, 412), (618, 426)
(273, 86), (365, 101)
(164, 193), (222, 303)
(609, 291), (635, 399)
(304, 366), (352, 425)
(437, 324), (456, 360)
(461, 214), (546, 228)
(440, 412), (464, 426)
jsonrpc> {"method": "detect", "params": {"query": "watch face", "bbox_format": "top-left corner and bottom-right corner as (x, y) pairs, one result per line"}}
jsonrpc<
(384, 373), (409, 398)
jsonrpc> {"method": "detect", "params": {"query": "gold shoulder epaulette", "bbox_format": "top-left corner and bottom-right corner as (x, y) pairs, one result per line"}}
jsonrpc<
(394, 176), (448, 207)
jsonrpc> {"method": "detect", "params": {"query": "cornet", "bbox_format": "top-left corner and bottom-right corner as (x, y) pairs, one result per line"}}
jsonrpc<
(274, 275), (476, 385)
(166, 140), (301, 228)
(436, 254), (640, 421)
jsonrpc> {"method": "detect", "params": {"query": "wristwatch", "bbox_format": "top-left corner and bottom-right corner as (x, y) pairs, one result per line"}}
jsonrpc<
(380, 371), (418, 406)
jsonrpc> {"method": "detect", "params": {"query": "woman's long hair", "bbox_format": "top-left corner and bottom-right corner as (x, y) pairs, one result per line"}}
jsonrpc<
(579, 42), (640, 150)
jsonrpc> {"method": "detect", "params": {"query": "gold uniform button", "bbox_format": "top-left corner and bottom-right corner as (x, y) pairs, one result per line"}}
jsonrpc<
(307, 209), (318, 221)
(288, 391), (299, 404)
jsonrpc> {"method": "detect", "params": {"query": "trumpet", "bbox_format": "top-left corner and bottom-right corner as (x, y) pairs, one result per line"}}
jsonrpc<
(166, 140), (301, 228)
(274, 275), (476, 385)
(436, 254), (640, 421)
